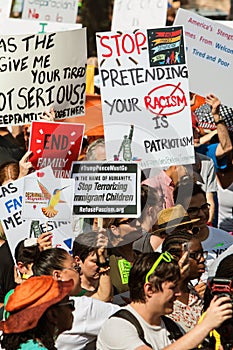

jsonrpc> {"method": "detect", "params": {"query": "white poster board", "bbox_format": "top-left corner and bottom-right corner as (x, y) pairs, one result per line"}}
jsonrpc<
(71, 161), (140, 217)
(22, 0), (78, 24)
(96, 26), (195, 169)
(0, 167), (53, 257)
(0, 28), (86, 126)
(111, 0), (168, 31)
(0, 18), (81, 35)
(174, 8), (233, 108)
(22, 177), (75, 221)
(0, 0), (12, 19)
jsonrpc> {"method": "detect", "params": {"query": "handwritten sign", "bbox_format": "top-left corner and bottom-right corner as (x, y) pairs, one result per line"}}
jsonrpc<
(96, 26), (195, 168)
(174, 8), (233, 108)
(22, 177), (75, 221)
(111, 0), (168, 31)
(0, 28), (86, 126)
(22, 0), (78, 24)
(71, 161), (140, 217)
(0, 0), (12, 19)
(0, 18), (82, 35)
(0, 167), (53, 253)
(29, 121), (84, 178)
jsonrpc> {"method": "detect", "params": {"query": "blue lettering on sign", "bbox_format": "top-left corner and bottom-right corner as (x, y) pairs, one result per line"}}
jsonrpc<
(5, 196), (23, 213)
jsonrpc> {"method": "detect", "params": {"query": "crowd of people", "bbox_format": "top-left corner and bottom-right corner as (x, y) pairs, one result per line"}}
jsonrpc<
(0, 90), (233, 349)
(0, 1), (233, 350)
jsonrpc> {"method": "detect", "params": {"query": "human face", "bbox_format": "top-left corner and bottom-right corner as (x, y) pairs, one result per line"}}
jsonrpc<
(80, 251), (100, 281)
(185, 193), (209, 230)
(153, 280), (181, 315)
(59, 254), (82, 296)
(186, 239), (206, 280)
(111, 218), (142, 246)
(95, 145), (106, 161)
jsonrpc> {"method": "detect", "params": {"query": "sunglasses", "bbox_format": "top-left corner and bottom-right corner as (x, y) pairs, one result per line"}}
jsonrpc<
(187, 203), (210, 217)
(116, 218), (141, 228)
(145, 251), (174, 283)
(61, 265), (81, 274)
(189, 250), (208, 261)
(58, 299), (75, 311)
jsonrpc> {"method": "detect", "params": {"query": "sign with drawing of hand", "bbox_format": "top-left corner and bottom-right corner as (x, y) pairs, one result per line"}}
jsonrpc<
(96, 26), (195, 168)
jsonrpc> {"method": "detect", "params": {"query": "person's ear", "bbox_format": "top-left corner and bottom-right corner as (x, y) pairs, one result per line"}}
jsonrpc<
(144, 279), (159, 298)
(110, 225), (120, 238)
(144, 282), (156, 298)
(74, 255), (81, 265)
(17, 261), (26, 274)
(52, 270), (62, 281)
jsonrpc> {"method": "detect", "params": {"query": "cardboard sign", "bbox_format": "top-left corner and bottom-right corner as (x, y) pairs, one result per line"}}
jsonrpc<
(22, 176), (75, 221)
(0, 166), (53, 255)
(29, 121), (84, 178)
(71, 161), (140, 217)
(0, 18), (82, 35)
(174, 8), (233, 108)
(22, 0), (78, 24)
(96, 26), (195, 168)
(0, 0), (12, 19)
(0, 28), (86, 126)
(111, 0), (168, 31)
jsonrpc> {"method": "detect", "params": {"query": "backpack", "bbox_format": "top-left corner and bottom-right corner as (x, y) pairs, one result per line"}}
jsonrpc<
(110, 309), (184, 348)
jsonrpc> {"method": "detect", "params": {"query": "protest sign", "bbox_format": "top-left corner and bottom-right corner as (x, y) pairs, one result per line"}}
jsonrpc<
(22, 0), (78, 24)
(0, 0), (11, 19)
(174, 8), (233, 108)
(0, 166), (53, 256)
(0, 18), (81, 35)
(22, 176), (75, 221)
(0, 28), (86, 127)
(71, 161), (140, 217)
(29, 121), (84, 178)
(111, 0), (168, 31)
(29, 219), (74, 254)
(96, 26), (195, 168)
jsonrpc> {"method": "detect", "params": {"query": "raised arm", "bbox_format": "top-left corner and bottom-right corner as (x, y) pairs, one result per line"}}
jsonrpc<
(205, 94), (232, 158)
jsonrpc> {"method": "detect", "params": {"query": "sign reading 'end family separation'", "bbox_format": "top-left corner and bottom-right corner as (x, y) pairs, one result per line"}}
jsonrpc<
(71, 162), (140, 217)
(96, 26), (195, 169)
(0, 28), (86, 126)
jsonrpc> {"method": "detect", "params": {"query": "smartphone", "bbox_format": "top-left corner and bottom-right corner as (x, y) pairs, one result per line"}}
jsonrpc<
(182, 242), (190, 265)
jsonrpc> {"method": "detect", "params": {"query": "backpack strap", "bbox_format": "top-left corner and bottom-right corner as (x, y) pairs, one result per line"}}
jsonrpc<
(110, 309), (153, 348)
(161, 316), (183, 341)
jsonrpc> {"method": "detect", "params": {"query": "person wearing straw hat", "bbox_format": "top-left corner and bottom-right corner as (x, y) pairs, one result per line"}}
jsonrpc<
(134, 204), (199, 254)
(0, 275), (74, 350)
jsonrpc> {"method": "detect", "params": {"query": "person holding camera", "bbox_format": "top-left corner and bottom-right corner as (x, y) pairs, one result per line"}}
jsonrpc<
(97, 252), (232, 350)
(201, 253), (233, 350)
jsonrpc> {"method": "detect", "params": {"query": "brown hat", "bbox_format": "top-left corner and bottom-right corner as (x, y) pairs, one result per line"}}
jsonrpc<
(152, 204), (199, 235)
(0, 275), (73, 334)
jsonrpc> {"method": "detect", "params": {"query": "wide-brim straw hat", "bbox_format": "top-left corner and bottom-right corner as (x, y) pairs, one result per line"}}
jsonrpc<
(152, 204), (199, 235)
(0, 275), (73, 334)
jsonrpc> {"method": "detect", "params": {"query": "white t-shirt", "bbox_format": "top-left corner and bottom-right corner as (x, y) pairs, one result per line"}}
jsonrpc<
(56, 296), (120, 350)
(97, 305), (174, 350)
(201, 226), (233, 280)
